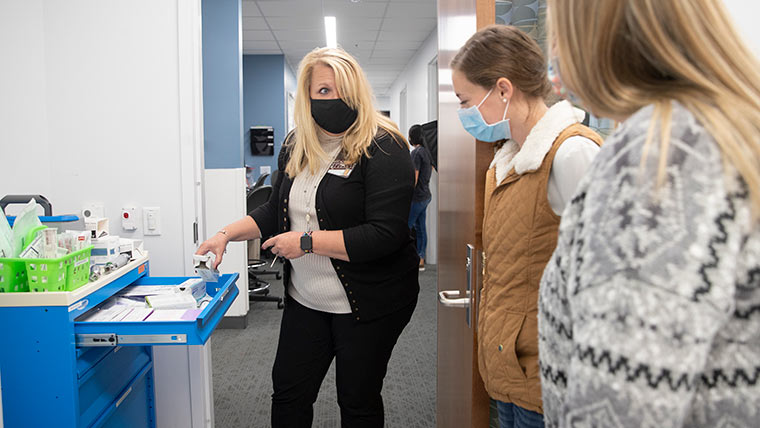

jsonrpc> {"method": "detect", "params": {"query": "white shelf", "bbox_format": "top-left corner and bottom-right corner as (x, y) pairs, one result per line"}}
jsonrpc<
(0, 251), (150, 307)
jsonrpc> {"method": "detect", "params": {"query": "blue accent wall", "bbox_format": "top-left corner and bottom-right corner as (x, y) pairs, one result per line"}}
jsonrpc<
(243, 55), (291, 179)
(202, 0), (244, 169)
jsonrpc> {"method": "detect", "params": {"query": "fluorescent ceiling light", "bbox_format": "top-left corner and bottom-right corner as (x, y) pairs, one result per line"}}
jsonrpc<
(325, 16), (337, 48)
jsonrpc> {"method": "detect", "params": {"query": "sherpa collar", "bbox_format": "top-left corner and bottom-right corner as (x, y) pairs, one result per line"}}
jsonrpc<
(490, 100), (586, 184)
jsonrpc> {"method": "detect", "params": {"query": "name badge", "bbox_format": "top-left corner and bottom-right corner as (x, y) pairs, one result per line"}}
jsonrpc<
(327, 157), (355, 178)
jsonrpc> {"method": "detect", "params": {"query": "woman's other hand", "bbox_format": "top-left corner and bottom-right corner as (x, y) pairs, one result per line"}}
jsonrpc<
(262, 231), (305, 260)
(196, 232), (229, 269)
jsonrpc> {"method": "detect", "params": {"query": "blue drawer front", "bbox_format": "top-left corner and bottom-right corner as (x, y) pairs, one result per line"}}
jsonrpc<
(79, 346), (151, 428)
(77, 347), (115, 380)
(74, 273), (239, 346)
(97, 365), (154, 428)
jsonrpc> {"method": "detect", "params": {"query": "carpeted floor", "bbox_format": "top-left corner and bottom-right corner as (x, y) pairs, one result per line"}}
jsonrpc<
(211, 264), (438, 428)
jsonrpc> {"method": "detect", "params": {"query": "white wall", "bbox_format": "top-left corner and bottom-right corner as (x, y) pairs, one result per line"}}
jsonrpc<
(0, 0), (52, 198)
(724, 0), (760, 56)
(204, 168), (249, 317)
(0, 0), (203, 276)
(375, 96), (391, 112)
(388, 29), (439, 264)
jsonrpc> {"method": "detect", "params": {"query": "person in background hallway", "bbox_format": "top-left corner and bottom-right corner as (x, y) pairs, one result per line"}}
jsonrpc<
(196, 47), (419, 428)
(451, 25), (603, 428)
(539, 1), (760, 427)
(408, 124), (433, 271)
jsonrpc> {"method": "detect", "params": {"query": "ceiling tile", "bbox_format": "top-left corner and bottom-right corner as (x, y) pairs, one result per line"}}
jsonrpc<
(374, 40), (420, 50)
(385, 2), (436, 18)
(340, 41), (376, 51)
(242, 17), (268, 30)
(380, 17), (435, 32)
(267, 17), (323, 31)
(378, 30), (431, 42)
(257, 1), (323, 17)
(243, 30), (275, 41)
(337, 18), (384, 32)
(272, 29), (324, 42)
(279, 40), (326, 51)
(341, 30), (380, 42)
(242, 2), (262, 17)
(323, 1), (388, 17)
(372, 49), (416, 59)
(243, 40), (281, 50)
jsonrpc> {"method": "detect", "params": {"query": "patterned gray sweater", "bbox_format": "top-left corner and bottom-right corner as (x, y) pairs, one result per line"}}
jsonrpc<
(538, 102), (760, 427)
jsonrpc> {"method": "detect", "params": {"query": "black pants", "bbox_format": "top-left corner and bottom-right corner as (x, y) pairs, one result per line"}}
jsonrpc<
(271, 297), (417, 428)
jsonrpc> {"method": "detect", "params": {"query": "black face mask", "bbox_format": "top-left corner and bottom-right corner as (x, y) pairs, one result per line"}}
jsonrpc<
(310, 98), (358, 134)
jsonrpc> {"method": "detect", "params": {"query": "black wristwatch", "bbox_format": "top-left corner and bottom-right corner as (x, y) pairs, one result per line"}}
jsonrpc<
(300, 231), (313, 253)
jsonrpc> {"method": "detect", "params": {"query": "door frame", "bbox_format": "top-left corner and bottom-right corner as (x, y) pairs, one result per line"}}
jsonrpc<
(177, 0), (207, 276)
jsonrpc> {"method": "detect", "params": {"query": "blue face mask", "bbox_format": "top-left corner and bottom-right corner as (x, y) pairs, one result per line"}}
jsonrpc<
(457, 88), (511, 142)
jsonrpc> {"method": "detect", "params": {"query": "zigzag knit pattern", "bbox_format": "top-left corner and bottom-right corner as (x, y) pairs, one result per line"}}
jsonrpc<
(538, 103), (760, 428)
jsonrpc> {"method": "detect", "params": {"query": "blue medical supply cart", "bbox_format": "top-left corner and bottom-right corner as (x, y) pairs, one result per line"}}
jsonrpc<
(0, 252), (239, 428)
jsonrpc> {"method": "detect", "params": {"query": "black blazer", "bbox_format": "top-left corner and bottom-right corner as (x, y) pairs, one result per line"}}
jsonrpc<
(249, 130), (420, 322)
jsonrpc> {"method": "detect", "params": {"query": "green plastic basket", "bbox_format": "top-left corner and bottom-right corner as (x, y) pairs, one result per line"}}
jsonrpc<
(0, 258), (29, 292)
(0, 225), (47, 293)
(65, 246), (93, 291)
(25, 246), (93, 292)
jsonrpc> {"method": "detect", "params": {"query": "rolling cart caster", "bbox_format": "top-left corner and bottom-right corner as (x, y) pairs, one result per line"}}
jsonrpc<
(277, 301), (284, 309)
(276, 272), (282, 280)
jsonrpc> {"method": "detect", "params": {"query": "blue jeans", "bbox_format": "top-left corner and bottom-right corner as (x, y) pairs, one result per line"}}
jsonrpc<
(496, 401), (544, 428)
(408, 199), (430, 259)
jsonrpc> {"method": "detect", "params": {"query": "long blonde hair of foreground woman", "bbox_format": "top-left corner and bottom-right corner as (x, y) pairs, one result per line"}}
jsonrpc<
(286, 47), (406, 177)
(548, 0), (760, 215)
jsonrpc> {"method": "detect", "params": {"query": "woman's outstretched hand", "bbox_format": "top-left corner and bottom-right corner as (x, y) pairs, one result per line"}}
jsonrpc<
(196, 233), (229, 269)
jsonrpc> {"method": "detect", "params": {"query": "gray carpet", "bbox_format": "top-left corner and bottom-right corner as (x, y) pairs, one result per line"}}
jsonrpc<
(211, 265), (438, 428)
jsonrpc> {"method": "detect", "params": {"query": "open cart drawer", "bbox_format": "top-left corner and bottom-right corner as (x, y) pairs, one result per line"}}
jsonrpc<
(75, 273), (239, 347)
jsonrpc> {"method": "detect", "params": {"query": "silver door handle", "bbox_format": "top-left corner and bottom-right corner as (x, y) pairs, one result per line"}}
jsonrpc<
(438, 290), (470, 308)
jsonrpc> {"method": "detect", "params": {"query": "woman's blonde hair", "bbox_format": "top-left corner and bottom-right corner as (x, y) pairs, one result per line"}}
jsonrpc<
(548, 0), (760, 214)
(285, 47), (406, 177)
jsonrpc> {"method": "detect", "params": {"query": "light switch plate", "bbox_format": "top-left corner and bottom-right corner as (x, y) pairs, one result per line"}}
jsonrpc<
(143, 207), (161, 236)
(260, 166), (271, 175)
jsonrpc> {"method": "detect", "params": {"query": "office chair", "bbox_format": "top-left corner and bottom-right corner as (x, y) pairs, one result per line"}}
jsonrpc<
(270, 169), (280, 187)
(246, 185), (284, 309)
(252, 172), (270, 189)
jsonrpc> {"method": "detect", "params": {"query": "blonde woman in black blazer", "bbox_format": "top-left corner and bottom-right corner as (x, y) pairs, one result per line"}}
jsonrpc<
(197, 47), (419, 428)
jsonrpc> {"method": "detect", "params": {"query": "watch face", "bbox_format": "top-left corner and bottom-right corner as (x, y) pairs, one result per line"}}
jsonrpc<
(300, 234), (313, 251)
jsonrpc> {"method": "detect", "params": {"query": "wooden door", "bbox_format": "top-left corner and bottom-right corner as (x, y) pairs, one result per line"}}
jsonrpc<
(436, 0), (494, 426)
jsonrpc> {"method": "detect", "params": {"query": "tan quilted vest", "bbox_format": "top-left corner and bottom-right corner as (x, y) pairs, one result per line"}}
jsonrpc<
(478, 123), (602, 413)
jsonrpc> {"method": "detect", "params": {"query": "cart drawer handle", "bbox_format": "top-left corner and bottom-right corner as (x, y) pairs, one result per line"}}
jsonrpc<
(115, 386), (132, 408)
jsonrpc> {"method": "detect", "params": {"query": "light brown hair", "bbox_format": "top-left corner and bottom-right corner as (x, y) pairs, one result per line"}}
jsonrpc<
(451, 25), (551, 99)
(548, 0), (760, 215)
